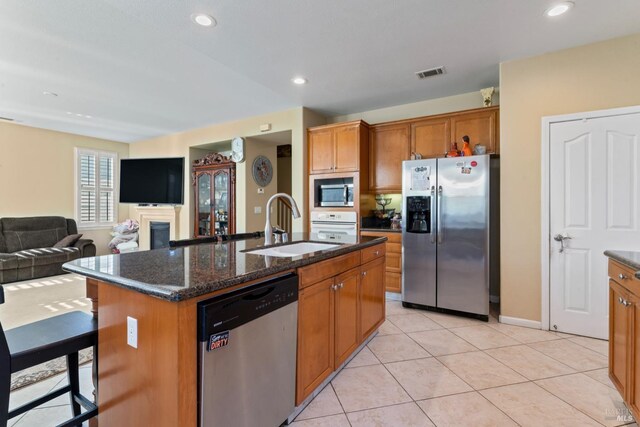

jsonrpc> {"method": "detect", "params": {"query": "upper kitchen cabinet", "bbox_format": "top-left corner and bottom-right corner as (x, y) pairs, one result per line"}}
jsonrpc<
(411, 117), (450, 159)
(450, 107), (499, 154)
(369, 123), (410, 192)
(308, 121), (369, 175)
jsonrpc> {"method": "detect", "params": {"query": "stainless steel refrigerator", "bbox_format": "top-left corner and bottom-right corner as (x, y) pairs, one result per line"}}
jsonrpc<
(401, 155), (499, 320)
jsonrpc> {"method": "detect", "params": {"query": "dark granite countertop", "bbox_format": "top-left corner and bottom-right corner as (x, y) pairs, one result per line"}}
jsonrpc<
(63, 233), (386, 302)
(605, 250), (640, 279)
(360, 227), (402, 233)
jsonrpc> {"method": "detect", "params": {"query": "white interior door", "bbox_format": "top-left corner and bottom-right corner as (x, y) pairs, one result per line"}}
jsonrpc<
(550, 112), (640, 339)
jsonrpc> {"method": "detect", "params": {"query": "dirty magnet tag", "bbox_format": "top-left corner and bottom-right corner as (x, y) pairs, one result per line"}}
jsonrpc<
(208, 331), (230, 351)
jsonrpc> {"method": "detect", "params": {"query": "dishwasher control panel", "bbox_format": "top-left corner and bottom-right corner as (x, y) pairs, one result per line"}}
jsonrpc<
(197, 273), (299, 342)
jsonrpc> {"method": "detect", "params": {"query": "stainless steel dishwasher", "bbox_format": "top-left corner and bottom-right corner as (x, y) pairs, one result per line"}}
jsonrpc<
(198, 273), (298, 427)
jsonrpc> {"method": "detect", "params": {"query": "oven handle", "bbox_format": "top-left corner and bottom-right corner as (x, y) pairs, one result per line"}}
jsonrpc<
(311, 223), (358, 230)
(343, 185), (348, 205)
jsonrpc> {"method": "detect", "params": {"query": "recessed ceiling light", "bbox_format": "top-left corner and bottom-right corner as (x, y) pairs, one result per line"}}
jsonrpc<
(42, 91), (58, 97)
(292, 77), (307, 85)
(545, 1), (574, 17)
(191, 13), (216, 27)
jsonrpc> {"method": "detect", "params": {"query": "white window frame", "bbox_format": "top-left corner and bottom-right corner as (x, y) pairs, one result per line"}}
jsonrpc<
(74, 147), (119, 229)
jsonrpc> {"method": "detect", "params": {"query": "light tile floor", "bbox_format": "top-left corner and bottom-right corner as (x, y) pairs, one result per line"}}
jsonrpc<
(292, 300), (636, 427)
(5, 280), (638, 426)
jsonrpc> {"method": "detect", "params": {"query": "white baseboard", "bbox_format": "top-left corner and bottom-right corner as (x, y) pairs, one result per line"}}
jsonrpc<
(386, 292), (402, 301)
(499, 315), (542, 330)
(490, 295), (500, 304)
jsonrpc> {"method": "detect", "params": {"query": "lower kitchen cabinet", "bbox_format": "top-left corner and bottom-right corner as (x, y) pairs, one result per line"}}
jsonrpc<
(610, 279), (630, 394)
(607, 258), (640, 421)
(361, 231), (402, 293)
(296, 244), (386, 405)
(334, 268), (360, 367)
(360, 257), (386, 340)
(296, 278), (335, 405)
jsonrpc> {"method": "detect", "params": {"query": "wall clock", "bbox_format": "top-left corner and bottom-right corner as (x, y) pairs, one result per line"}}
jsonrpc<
(252, 155), (273, 187)
(231, 137), (245, 163)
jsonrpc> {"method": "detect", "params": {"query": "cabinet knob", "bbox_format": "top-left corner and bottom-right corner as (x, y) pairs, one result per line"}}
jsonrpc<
(619, 296), (625, 304)
(331, 284), (338, 291)
(362, 271), (367, 277)
(338, 282), (344, 289)
(624, 300), (632, 307)
(374, 250), (380, 256)
(619, 273), (628, 280)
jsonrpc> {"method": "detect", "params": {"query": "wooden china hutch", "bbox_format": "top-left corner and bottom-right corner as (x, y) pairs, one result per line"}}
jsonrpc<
(192, 153), (236, 237)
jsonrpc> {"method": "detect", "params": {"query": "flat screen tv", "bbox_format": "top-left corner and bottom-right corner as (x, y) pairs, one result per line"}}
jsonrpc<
(119, 158), (184, 205)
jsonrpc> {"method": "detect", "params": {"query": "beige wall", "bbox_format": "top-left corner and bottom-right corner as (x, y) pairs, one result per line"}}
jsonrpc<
(244, 138), (278, 232)
(500, 33), (640, 322)
(330, 90), (497, 124)
(130, 108), (319, 238)
(0, 121), (130, 255)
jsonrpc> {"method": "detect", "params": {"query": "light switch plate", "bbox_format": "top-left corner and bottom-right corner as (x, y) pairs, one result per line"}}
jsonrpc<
(127, 316), (138, 349)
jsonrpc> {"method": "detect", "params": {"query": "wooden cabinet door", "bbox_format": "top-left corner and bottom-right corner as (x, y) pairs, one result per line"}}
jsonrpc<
(628, 291), (640, 417)
(610, 279), (631, 398)
(450, 108), (498, 154)
(369, 124), (410, 192)
(296, 278), (335, 405)
(334, 125), (359, 172)
(309, 128), (335, 174)
(385, 272), (402, 293)
(411, 117), (450, 159)
(334, 268), (360, 366)
(359, 256), (386, 340)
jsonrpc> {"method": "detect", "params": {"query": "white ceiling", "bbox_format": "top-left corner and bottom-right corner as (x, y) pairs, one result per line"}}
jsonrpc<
(1, 1), (640, 143)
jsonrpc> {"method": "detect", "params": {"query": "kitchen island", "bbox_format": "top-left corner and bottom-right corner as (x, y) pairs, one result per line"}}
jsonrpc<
(64, 233), (387, 427)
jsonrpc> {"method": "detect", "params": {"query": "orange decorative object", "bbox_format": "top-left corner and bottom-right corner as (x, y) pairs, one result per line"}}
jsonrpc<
(447, 142), (460, 157)
(461, 135), (473, 156)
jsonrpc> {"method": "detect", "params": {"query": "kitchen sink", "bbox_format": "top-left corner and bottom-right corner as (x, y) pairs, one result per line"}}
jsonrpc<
(247, 242), (341, 257)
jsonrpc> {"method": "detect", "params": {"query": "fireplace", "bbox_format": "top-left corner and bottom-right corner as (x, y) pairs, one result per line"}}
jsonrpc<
(150, 221), (170, 250)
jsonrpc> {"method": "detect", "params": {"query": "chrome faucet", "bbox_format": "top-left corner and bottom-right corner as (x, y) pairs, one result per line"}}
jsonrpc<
(264, 193), (301, 246)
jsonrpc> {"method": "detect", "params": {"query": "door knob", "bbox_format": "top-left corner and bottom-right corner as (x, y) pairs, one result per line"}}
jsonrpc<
(553, 234), (572, 253)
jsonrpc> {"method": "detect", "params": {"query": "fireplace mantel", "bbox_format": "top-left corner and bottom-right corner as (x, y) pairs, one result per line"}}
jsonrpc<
(131, 206), (180, 251)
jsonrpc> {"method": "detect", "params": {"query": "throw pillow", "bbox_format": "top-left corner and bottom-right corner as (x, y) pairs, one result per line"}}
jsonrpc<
(53, 233), (83, 248)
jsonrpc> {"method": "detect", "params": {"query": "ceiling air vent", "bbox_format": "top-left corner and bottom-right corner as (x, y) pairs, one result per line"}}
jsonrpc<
(415, 66), (446, 80)
(0, 116), (14, 122)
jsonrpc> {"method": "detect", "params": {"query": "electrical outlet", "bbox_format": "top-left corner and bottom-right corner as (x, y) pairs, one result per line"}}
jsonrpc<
(127, 316), (138, 349)
(254, 206), (262, 214)
(257, 188), (264, 194)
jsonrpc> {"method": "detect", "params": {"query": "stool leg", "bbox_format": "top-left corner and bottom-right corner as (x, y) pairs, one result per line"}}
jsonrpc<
(0, 369), (9, 427)
(66, 352), (81, 417)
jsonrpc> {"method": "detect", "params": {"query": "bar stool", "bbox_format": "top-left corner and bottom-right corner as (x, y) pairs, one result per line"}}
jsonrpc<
(0, 286), (98, 427)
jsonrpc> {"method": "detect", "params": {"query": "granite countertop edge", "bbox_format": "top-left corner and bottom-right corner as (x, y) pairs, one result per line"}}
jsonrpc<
(63, 237), (387, 302)
(604, 250), (640, 279)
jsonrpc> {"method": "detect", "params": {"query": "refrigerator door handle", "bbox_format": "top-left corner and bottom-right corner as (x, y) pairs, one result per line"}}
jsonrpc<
(437, 185), (443, 244)
(430, 186), (436, 243)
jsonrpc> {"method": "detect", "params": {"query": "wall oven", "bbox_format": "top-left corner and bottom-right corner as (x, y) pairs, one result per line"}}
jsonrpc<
(310, 211), (357, 243)
(318, 183), (354, 207)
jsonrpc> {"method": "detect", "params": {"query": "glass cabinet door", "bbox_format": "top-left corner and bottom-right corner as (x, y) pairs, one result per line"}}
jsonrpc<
(213, 171), (229, 235)
(197, 173), (212, 236)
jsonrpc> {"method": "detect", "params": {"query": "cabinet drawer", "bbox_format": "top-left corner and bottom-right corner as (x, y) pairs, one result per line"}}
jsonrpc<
(361, 244), (385, 264)
(387, 242), (401, 254)
(360, 231), (402, 244)
(298, 251), (360, 289)
(386, 272), (401, 293)
(609, 260), (640, 294)
(386, 252), (401, 272)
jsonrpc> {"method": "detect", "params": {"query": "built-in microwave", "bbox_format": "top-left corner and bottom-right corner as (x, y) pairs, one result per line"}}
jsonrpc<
(319, 183), (354, 207)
